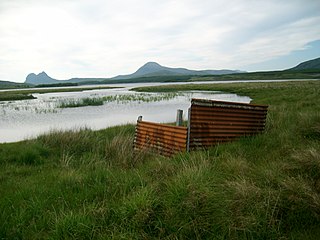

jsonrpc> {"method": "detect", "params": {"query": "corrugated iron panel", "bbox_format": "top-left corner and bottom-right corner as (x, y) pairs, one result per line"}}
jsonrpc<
(134, 120), (188, 156)
(188, 99), (268, 150)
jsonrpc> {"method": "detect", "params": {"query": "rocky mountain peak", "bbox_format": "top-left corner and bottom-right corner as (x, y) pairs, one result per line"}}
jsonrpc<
(25, 71), (58, 85)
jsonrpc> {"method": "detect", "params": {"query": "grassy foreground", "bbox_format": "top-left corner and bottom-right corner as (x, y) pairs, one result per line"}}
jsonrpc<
(1, 80), (320, 239)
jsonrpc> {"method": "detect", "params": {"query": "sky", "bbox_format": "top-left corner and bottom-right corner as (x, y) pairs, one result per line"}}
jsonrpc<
(0, 0), (320, 83)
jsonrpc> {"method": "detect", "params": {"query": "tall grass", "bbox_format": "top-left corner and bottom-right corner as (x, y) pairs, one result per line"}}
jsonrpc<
(0, 80), (320, 239)
(58, 92), (180, 108)
(58, 98), (104, 108)
(102, 92), (179, 103)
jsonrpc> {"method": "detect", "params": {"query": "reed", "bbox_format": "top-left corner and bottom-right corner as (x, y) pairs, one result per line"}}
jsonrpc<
(58, 98), (104, 108)
(102, 92), (179, 103)
(58, 92), (180, 108)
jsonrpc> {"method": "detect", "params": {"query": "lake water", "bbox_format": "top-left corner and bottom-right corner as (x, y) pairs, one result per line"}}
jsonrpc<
(0, 82), (252, 143)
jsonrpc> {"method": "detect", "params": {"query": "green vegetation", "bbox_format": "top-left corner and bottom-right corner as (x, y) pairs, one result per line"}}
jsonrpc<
(101, 75), (193, 84)
(0, 93), (36, 101)
(132, 79), (319, 98)
(102, 92), (180, 103)
(0, 86), (120, 102)
(58, 98), (105, 108)
(291, 57), (320, 70)
(0, 80), (29, 89)
(36, 83), (79, 88)
(110, 69), (320, 84)
(186, 69), (320, 82)
(58, 93), (180, 108)
(99, 69), (320, 85)
(1, 80), (320, 239)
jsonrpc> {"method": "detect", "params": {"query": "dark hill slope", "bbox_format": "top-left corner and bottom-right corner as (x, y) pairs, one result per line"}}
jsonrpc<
(0, 80), (28, 89)
(290, 57), (320, 70)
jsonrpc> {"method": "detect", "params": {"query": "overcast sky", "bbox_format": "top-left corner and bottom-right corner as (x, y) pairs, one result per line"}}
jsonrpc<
(1, 0), (320, 82)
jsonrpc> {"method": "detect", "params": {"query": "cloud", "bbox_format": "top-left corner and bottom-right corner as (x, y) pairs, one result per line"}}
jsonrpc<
(0, 0), (320, 82)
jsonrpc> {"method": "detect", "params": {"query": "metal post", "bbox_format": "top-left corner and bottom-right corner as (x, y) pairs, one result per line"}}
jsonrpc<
(176, 109), (183, 126)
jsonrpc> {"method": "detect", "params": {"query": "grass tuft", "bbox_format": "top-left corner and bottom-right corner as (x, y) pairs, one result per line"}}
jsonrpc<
(58, 98), (104, 108)
(52, 211), (95, 240)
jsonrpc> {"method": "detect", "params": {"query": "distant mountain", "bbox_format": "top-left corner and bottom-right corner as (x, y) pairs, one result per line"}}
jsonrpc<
(290, 57), (320, 70)
(24, 72), (106, 85)
(25, 72), (60, 85)
(24, 63), (244, 85)
(23, 58), (320, 86)
(113, 62), (243, 80)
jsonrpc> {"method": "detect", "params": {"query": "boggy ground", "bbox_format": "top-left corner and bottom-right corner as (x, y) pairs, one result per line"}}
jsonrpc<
(0, 80), (320, 239)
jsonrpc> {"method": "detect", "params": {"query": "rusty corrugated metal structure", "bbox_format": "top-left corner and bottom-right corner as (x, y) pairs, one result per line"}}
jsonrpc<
(188, 99), (268, 150)
(134, 120), (188, 156)
(134, 99), (268, 156)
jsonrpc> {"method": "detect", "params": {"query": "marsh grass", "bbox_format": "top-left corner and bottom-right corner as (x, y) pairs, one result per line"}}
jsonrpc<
(102, 92), (180, 103)
(1, 80), (320, 239)
(0, 86), (119, 102)
(58, 98), (104, 108)
(58, 92), (180, 108)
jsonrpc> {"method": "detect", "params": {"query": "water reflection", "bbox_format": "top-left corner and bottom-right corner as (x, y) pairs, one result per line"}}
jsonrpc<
(0, 83), (251, 143)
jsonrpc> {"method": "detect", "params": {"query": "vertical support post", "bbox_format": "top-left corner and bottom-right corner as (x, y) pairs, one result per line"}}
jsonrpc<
(176, 109), (183, 126)
(186, 107), (191, 152)
(134, 116), (142, 151)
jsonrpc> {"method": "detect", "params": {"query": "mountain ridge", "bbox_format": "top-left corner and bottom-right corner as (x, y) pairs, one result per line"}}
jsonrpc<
(0, 57), (315, 86)
(24, 62), (244, 85)
(26, 72), (60, 85)
(290, 57), (320, 70)
(112, 62), (243, 80)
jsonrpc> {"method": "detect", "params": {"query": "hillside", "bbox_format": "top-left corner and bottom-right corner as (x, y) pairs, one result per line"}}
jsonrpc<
(290, 57), (320, 70)
(112, 62), (242, 80)
(0, 80), (28, 89)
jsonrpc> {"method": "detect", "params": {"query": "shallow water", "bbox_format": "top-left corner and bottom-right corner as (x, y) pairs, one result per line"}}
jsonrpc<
(0, 82), (251, 143)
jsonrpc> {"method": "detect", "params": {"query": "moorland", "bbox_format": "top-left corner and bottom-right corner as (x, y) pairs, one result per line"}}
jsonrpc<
(1, 80), (320, 239)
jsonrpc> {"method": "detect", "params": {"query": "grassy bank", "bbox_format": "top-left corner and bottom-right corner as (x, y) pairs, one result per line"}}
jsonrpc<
(0, 93), (36, 101)
(1, 80), (320, 239)
(0, 86), (119, 102)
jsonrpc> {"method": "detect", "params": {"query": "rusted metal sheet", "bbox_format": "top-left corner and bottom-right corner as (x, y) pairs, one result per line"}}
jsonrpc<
(134, 99), (268, 156)
(134, 120), (188, 156)
(188, 99), (268, 150)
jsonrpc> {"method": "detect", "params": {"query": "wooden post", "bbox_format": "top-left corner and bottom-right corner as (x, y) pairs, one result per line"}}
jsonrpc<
(137, 116), (143, 122)
(186, 107), (191, 152)
(176, 109), (183, 126)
